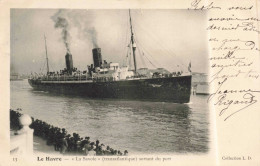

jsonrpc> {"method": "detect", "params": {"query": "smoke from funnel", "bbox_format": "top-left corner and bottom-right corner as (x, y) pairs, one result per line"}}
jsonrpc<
(69, 10), (99, 48)
(52, 16), (71, 53)
(52, 10), (99, 50)
(87, 27), (98, 48)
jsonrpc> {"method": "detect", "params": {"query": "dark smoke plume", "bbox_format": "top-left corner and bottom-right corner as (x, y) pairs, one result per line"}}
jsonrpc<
(67, 10), (99, 48)
(83, 27), (98, 48)
(53, 16), (71, 53)
(52, 10), (99, 50)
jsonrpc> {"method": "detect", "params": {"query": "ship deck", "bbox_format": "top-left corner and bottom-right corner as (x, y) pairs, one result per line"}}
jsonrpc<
(32, 75), (192, 84)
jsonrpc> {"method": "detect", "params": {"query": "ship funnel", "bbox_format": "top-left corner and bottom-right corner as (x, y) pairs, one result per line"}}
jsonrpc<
(65, 52), (73, 74)
(92, 48), (102, 68)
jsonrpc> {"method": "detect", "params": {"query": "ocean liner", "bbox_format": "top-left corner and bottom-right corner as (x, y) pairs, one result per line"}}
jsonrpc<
(28, 10), (192, 103)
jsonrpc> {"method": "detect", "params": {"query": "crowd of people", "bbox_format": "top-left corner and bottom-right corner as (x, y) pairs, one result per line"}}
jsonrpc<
(10, 109), (128, 156)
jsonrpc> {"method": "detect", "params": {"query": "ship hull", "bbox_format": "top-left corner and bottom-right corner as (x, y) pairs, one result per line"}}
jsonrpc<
(28, 76), (192, 103)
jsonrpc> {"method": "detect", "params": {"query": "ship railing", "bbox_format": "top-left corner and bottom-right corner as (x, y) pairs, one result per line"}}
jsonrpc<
(93, 77), (115, 82)
(33, 75), (92, 82)
(31, 73), (190, 82)
(10, 114), (33, 155)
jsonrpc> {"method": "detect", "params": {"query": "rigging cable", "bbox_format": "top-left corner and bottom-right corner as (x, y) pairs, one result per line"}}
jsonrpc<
(134, 36), (157, 68)
(136, 43), (147, 68)
(131, 19), (167, 68)
(128, 41), (132, 69)
(124, 42), (131, 67)
(133, 12), (188, 70)
(123, 12), (130, 65)
(48, 60), (55, 73)
(132, 30), (162, 68)
(134, 37), (161, 67)
(40, 60), (46, 73)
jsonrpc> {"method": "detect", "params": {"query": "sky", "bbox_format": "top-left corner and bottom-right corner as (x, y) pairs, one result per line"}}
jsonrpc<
(11, 9), (208, 74)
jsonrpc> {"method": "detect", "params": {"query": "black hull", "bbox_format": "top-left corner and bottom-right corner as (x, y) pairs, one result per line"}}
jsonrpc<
(28, 76), (192, 103)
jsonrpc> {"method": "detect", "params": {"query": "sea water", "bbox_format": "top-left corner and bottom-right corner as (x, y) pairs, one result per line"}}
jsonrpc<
(11, 80), (209, 154)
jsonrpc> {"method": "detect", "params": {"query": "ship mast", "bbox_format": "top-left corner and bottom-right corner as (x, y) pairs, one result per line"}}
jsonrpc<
(44, 34), (50, 74)
(129, 10), (137, 74)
